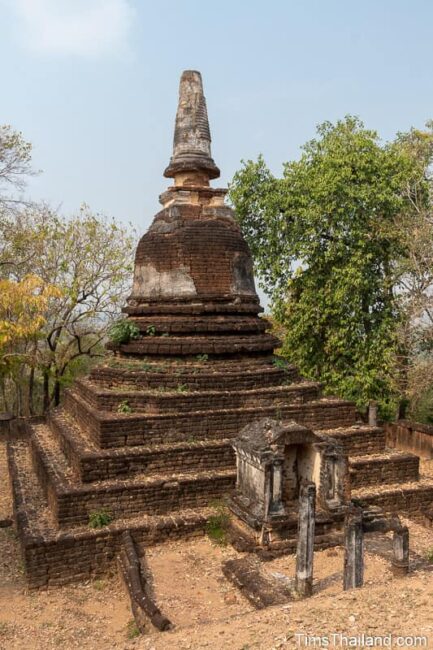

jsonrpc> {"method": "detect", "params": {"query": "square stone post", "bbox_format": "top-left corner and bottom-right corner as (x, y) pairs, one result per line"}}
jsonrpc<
(343, 505), (364, 590)
(392, 526), (409, 576)
(295, 482), (316, 597)
(368, 401), (378, 427)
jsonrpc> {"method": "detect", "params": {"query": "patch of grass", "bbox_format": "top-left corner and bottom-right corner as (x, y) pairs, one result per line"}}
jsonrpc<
(146, 325), (156, 336)
(92, 579), (105, 590)
(88, 510), (113, 529)
(126, 619), (141, 639)
(425, 546), (433, 563)
(108, 320), (140, 345)
(206, 502), (230, 546)
(196, 353), (209, 362)
(3, 526), (17, 540)
(117, 400), (132, 414)
(161, 331), (170, 337)
(176, 383), (188, 393)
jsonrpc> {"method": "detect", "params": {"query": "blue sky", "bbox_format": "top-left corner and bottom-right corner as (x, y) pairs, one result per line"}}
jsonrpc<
(1, 0), (433, 233)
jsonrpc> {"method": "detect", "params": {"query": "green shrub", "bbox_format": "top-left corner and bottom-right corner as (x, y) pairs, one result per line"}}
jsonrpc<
(88, 510), (113, 528)
(117, 400), (132, 414)
(108, 320), (140, 345)
(196, 353), (209, 362)
(206, 503), (230, 546)
(146, 325), (156, 336)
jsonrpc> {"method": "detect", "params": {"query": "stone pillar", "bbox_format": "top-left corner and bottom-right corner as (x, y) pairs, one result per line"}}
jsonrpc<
(392, 526), (409, 576)
(343, 506), (364, 590)
(270, 459), (285, 515)
(263, 464), (272, 520)
(295, 482), (316, 597)
(368, 401), (378, 427)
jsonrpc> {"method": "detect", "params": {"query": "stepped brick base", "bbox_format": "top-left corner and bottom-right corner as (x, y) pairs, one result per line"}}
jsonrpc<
(9, 351), (433, 589)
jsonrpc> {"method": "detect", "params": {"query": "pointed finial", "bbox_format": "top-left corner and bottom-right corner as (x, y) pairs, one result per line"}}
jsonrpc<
(164, 70), (220, 182)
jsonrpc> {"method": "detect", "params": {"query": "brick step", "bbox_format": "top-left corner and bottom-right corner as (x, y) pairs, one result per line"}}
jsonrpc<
(48, 409), (236, 482)
(129, 314), (268, 335)
(64, 390), (358, 449)
(8, 439), (217, 589)
(109, 333), (279, 356)
(349, 451), (419, 488)
(351, 478), (433, 517)
(90, 359), (300, 391)
(29, 422), (236, 528)
(322, 425), (386, 456)
(73, 377), (322, 414)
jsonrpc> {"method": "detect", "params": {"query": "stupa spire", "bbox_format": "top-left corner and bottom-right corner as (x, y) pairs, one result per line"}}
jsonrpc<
(164, 70), (220, 184)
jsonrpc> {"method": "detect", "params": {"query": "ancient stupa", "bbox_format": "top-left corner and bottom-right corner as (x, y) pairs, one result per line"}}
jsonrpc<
(8, 71), (433, 588)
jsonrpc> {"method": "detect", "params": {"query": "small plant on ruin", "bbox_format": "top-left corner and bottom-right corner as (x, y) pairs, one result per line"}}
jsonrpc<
(176, 383), (188, 393)
(196, 353), (209, 362)
(146, 325), (156, 336)
(88, 510), (113, 528)
(108, 319), (140, 345)
(425, 546), (433, 563)
(272, 357), (288, 368)
(161, 331), (170, 337)
(272, 357), (293, 376)
(117, 400), (132, 414)
(206, 502), (230, 546)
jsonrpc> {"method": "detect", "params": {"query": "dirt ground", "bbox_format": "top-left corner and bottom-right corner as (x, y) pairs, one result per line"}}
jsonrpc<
(2, 438), (433, 649)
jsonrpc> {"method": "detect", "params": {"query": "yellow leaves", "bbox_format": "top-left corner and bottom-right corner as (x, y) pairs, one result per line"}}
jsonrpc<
(0, 274), (62, 349)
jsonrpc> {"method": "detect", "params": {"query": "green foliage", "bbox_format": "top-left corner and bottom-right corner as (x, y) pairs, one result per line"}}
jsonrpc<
(196, 353), (209, 362)
(206, 502), (230, 545)
(0, 204), (136, 415)
(230, 116), (432, 417)
(108, 319), (140, 345)
(117, 399), (132, 414)
(146, 325), (156, 336)
(176, 383), (188, 393)
(88, 510), (113, 528)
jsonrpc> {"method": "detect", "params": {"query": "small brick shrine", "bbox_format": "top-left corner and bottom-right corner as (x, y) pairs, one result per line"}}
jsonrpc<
(7, 70), (433, 588)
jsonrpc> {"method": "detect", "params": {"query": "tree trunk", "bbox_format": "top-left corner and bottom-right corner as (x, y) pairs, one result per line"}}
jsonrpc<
(28, 366), (35, 416)
(53, 378), (61, 407)
(42, 367), (50, 413)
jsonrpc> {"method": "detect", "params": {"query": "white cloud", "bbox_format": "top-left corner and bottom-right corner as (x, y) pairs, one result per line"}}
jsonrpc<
(10, 0), (135, 58)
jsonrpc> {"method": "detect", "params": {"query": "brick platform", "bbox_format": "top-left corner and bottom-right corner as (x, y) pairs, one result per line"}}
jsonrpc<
(8, 69), (433, 590)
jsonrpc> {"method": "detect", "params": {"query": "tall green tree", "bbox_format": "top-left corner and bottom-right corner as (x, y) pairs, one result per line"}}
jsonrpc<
(229, 117), (430, 417)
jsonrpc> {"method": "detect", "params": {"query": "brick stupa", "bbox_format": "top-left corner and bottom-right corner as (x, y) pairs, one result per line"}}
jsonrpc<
(8, 71), (433, 588)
